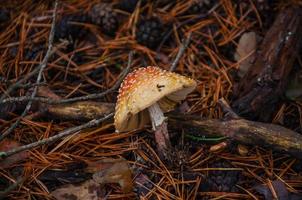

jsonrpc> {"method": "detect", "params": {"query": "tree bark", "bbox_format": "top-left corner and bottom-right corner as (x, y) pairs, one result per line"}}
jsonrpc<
(232, 6), (302, 121)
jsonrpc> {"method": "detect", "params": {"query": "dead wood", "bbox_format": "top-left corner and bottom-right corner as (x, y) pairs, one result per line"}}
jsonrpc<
(232, 6), (302, 121)
(31, 86), (115, 121)
(169, 115), (302, 159)
(46, 101), (115, 121)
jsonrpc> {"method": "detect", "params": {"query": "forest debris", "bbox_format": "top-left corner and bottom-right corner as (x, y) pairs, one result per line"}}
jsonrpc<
(233, 6), (302, 121)
(46, 101), (115, 121)
(28, 86), (115, 121)
(86, 158), (133, 193)
(50, 158), (133, 199)
(0, 0), (58, 142)
(237, 144), (249, 156)
(37, 86), (61, 100)
(169, 114), (302, 159)
(0, 113), (114, 159)
(50, 179), (105, 200)
(0, 139), (29, 168)
(209, 142), (228, 152)
(253, 180), (302, 200)
(234, 31), (257, 78)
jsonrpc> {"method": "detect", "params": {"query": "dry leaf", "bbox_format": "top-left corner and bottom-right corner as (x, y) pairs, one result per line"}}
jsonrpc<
(51, 180), (104, 200)
(237, 144), (249, 156)
(234, 32), (257, 78)
(87, 158), (133, 193)
(254, 180), (291, 200)
(0, 139), (29, 168)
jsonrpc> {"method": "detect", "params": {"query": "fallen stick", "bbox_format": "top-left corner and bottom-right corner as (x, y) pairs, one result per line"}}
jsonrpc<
(25, 86), (115, 121)
(45, 101), (115, 121)
(168, 99), (302, 159)
(0, 113), (114, 159)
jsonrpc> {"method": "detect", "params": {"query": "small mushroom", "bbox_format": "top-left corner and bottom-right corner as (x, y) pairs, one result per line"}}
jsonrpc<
(114, 66), (197, 158)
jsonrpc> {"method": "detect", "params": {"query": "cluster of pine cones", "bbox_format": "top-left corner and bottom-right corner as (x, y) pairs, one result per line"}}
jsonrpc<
(54, 0), (211, 49)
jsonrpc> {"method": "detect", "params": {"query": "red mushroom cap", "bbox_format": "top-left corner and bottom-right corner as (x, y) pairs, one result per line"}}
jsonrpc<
(114, 66), (197, 132)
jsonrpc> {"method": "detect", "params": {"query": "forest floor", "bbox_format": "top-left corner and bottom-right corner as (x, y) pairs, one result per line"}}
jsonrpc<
(0, 0), (302, 199)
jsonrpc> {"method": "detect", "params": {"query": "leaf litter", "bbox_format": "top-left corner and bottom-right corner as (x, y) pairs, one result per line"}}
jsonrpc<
(51, 158), (133, 200)
(234, 31), (257, 78)
(0, 0), (302, 199)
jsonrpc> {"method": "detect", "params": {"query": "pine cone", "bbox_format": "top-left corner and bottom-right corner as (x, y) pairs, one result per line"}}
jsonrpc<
(187, 0), (211, 14)
(54, 14), (90, 41)
(135, 17), (165, 49)
(205, 160), (240, 192)
(0, 8), (10, 24)
(90, 3), (119, 36)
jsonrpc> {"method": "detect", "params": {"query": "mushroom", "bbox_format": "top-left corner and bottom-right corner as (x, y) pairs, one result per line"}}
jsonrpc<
(114, 66), (197, 158)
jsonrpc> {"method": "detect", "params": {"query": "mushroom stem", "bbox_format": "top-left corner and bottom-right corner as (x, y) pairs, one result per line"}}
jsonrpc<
(148, 103), (171, 154)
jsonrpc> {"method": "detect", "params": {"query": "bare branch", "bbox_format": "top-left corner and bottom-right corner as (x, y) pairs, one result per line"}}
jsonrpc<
(0, 113), (114, 158)
(0, 0), (58, 142)
(0, 51), (133, 105)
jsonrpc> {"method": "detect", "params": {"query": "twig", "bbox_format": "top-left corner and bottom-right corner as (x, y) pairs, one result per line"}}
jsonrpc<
(0, 66), (40, 101)
(157, 14), (206, 53)
(16, 82), (47, 89)
(0, 0), (58, 142)
(0, 51), (133, 105)
(217, 98), (240, 119)
(157, 3), (219, 53)
(169, 32), (192, 72)
(0, 113), (114, 158)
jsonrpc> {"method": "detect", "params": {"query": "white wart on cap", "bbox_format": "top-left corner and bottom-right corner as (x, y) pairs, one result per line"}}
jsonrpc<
(114, 66), (197, 132)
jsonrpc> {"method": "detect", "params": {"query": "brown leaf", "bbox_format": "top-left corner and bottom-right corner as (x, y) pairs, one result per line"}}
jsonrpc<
(234, 32), (257, 78)
(0, 139), (29, 168)
(254, 180), (289, 200)
(37, 86), (61, 100)
(86, 158), (133, 193)
(51, 180), (105, 200)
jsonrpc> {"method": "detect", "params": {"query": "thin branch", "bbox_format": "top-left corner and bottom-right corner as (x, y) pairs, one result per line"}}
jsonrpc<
(169, 32), (192, 72)
(0, 0), (58, 142)
(0, 65), (40, 101)
(218, 98), (240, 119)
(0, 51), (133, 105)
(157, 15), (205, 53)
(0, 113), (114, 158)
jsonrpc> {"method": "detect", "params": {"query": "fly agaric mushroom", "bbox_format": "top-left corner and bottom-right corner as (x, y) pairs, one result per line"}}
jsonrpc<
(114, 66), (196, 157)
